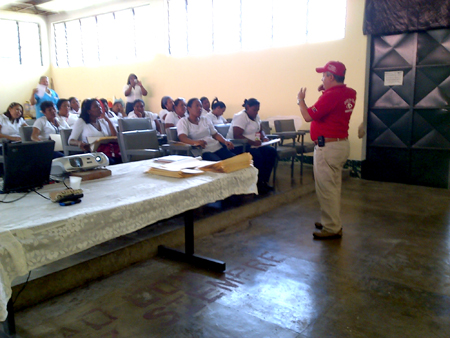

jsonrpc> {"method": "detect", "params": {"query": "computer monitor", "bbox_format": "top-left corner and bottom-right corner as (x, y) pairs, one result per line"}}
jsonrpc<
(1, 140), (55, 193)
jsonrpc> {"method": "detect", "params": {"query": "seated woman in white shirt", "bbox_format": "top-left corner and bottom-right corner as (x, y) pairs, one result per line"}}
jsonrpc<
(164, 98), (188, 132)
(56, 99), (78, 126)
(128, 99), (161, 133)
(69, 98), (120, 164)
(31, 101), (69, 158)
(206, 98), (228, 125)
(111, 100), (124, 118)
(100, 98), (120, 128)
(177, 98), (235, 161)
(200, 96), (211, 116)
(0, 102), (28, 142)
(158, 96), (174, 121)
(227, 98), (277, 193)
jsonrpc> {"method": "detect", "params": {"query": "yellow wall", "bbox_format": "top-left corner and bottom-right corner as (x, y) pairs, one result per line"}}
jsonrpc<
(2, 0), (368, 160)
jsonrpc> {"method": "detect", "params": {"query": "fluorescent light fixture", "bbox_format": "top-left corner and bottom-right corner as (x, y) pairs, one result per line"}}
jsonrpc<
(36, 0), (113, 12)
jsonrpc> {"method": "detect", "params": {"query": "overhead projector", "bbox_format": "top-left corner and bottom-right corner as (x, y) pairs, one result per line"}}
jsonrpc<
(51, 152), (109, 175)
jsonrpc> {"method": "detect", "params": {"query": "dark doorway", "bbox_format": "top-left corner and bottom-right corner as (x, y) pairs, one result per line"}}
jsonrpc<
(362, 29), (450, 188)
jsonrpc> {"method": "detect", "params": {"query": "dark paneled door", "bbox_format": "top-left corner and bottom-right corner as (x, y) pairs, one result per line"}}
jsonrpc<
(362, 29), (450, 188)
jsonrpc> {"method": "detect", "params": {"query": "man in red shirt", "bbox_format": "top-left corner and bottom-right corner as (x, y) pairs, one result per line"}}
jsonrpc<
(297, 61), (357, 239)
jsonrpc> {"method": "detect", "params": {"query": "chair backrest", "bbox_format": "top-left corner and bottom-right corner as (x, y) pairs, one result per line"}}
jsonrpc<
(25, 119), (35, 126)
(59, 128), (83, 156)
(260, 121), (271, 135)
(19, 126), (33, 142)
(60, 128), (71, 148)
(214, 124), (230, 138)
(166, 127), (179, 142)
(274, 119), (296, 132)
(118, 118), (152, 132)
(120, 129), (160, 162)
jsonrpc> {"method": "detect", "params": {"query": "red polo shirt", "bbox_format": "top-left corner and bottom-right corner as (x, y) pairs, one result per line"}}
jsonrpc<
(307, 84), (357, 141)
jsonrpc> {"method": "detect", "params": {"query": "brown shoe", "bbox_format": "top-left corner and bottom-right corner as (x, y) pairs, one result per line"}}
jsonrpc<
(313, 228), (343, 239)
(315, 222), (323, 229)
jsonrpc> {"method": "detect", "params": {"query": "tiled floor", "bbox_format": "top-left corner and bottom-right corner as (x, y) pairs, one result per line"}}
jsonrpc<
(8, 163), (450, 337)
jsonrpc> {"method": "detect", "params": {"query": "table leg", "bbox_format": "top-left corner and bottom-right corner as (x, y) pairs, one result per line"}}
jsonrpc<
(2, 300), (15, 336)
(158, 209), (226, 272)
(300, 134), (305, 177)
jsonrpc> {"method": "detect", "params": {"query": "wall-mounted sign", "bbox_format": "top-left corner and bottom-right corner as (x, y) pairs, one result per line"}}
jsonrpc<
(384, 71), (403, 86)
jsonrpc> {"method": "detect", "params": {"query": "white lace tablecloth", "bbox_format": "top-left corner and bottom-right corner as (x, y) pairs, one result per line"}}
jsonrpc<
(0, 160), (258, 321)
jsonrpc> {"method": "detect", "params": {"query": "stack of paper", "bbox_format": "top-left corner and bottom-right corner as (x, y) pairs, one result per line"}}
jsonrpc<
(146, 156), (208, 178)
(146, 166), (204, 178)
(200, 153), (253, 173)
(146, 153), (253, 178)
(87, 136), (118, 152)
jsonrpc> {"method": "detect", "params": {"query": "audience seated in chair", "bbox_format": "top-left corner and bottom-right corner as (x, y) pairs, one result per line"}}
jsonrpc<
(177, 98), (235, 161)
(68, 98), (121, 165)
(111, 100), (124, 118)
(127, 99), (160, 133)
(0, 102), (28, 143)
(56, 99), (78, 126)
(227, 98), (277, 193)
(206, 98), (228, 125)
(100, 98), (121, 128)
(164, 97), (187, 132)
(68, 97), (81, 115)
(158, 96), (174, 121)
(31, 101), (69, 158)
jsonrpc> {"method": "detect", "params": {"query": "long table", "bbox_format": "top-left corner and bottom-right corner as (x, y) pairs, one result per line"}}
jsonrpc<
(0, 159), (258, 324)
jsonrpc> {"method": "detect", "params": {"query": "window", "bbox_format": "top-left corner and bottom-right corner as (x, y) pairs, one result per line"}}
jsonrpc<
(167, 0), (347, 55)
(52, 0), (347, 66)
(0, 19), (42, 66)
(53, 5), (150, 67)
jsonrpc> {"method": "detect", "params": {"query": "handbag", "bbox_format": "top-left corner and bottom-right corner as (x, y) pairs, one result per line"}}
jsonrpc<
(97, 142), (121, 158)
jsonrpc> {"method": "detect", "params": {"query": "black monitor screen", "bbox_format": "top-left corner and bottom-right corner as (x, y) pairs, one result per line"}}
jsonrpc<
(1, 140), (55, 193)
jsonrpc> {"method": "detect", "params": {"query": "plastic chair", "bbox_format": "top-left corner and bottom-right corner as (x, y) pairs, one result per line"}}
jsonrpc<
(214, 124), (248, 152)
(274, 119), (314, 176)
(214, 124), (230, 138)
(120, 129), (163, 162)
(164, 127), (202, 157)
(118, 118), (153, 132)
(19, 126), (33, 142)
(60, 128), (83, 156)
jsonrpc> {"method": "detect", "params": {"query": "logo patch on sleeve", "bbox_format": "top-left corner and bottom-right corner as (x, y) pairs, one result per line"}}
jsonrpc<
(344, 99), (355, 113)
(311, 106), (318, 113)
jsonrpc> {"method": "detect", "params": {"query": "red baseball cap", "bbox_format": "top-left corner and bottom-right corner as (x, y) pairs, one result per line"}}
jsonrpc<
(316, 61), (346, 77)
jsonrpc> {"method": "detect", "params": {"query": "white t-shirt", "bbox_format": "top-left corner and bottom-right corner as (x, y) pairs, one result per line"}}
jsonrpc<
(69, 118), (112, 143)
(105, 111), (121, 128)
(201, 108), (210, 117)
(56, 113), (78, 127)
(206, 112), (227, 125)
(123, 84), (143, 103)
(34, 116), (69, 141)
(164, 111), (187, 128)
(0, 114), (26, 138)
(177, 116), (222, 154)
(159, 109), (171, 120)
(227, 110), (261, 141)
(127, 111), (158, 130)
